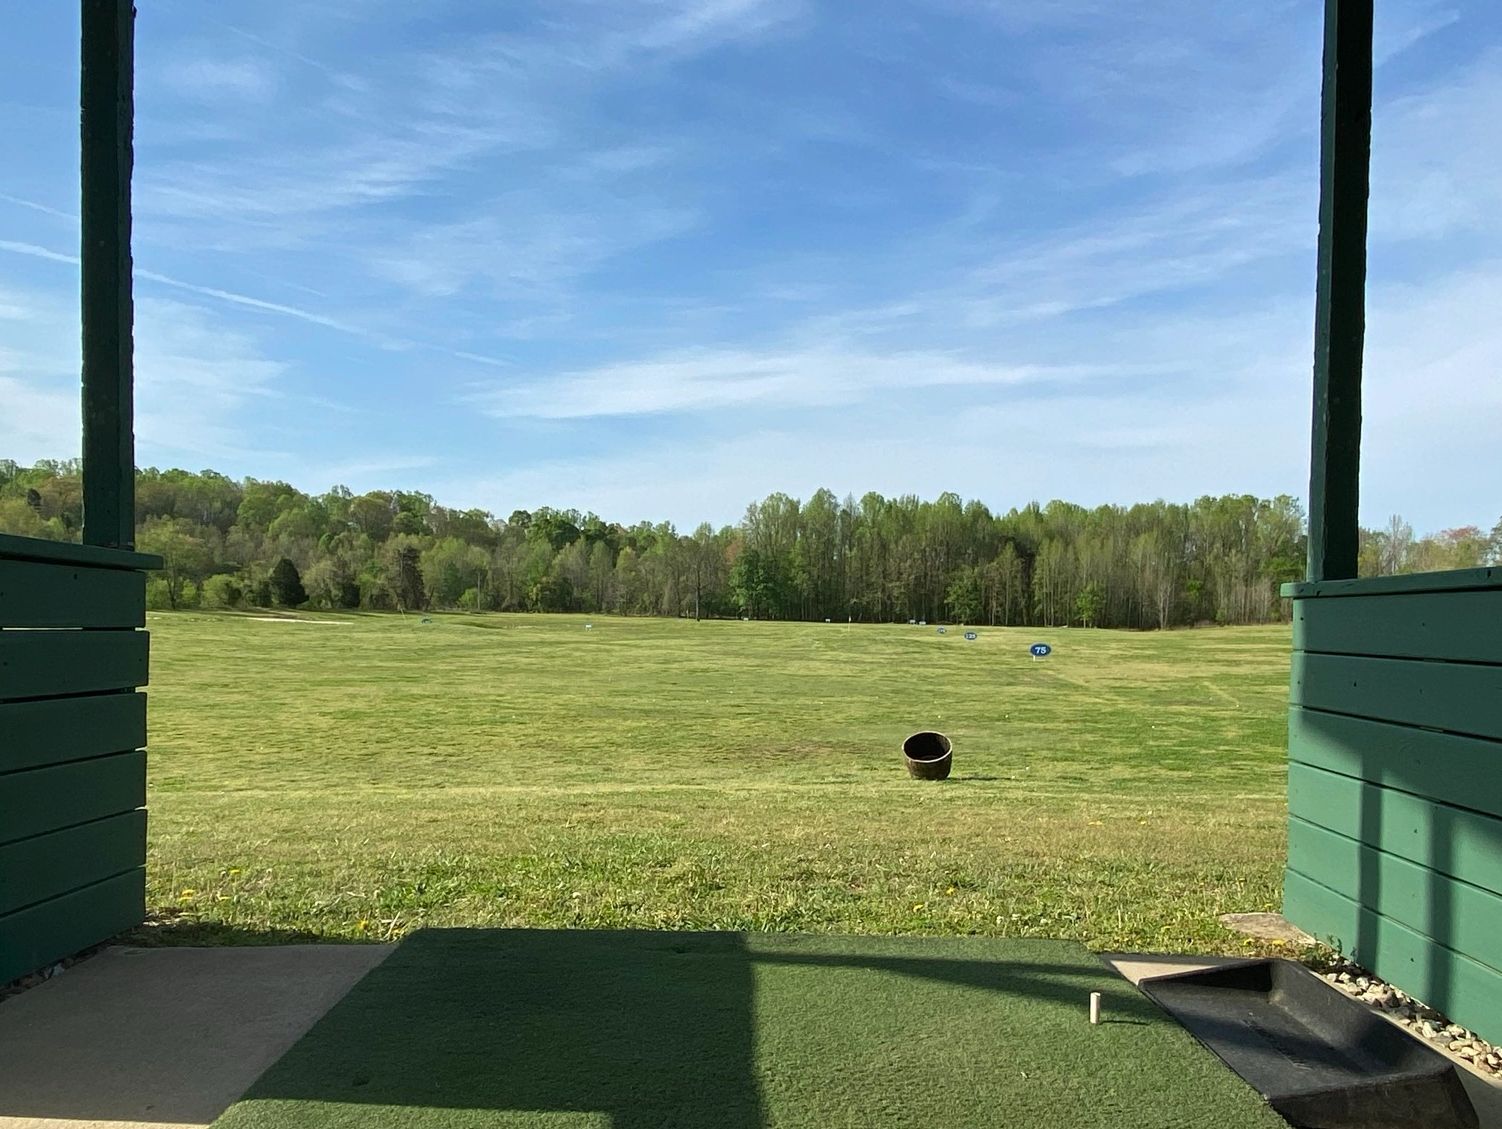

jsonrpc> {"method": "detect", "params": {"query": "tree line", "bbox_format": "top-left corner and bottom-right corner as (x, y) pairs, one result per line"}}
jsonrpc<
(3, 459), (1498, 628)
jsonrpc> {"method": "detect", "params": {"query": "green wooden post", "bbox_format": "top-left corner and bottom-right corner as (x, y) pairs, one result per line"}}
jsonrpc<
(80, 0), (136, 551)
(1306, 0), (1372, 582)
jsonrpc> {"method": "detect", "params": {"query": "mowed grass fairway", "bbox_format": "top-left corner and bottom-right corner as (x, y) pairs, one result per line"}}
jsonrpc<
(142, 612), (1293, 954)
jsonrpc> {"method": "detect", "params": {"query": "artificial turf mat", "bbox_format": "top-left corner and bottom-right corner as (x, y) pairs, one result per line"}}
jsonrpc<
(213, 929), (1289, 1128)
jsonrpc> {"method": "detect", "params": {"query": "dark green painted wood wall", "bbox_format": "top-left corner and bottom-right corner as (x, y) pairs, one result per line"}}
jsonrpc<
(0, 537), (154, 984)
(1283, 571), (1502, 1042)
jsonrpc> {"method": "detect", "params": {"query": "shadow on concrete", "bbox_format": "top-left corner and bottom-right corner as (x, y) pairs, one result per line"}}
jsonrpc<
(0, 942), (394, 1126)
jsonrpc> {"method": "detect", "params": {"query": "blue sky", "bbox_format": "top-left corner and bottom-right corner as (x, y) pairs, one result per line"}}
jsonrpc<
(2, 1), (1498, 531)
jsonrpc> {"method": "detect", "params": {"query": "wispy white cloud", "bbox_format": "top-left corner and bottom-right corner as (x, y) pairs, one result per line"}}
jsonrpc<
(140, 268), (363, 333)
(309, 454), (440, 483)
(374, 200), (699, 301)
(138, 1), (797, 245)
(0, 239), (76, 267)
(0, 285), (33, 320)
(0, 193), (75, 221)
(957, 178), (1313, 325)
(438, 382), (1310, 529)
(473, 346), (1160, 420)
(0, 289), (294, 465)
(141, 124), (541, 230)
(0, 375), (77, 462)
(133, 296), (293, 462)
(158, 54), (280, 102)
(1362, 262), (1502, 519)
(1374, 1), (1462, 65)
(0, 237), (365, 334)
(424, 0), (802, 88)
(0, 237), (515, 366)
(1370, 47), (1502, 243)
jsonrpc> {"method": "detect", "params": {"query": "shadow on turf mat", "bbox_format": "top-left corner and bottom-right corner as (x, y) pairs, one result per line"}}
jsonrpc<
(212, 929), (1294, 1129)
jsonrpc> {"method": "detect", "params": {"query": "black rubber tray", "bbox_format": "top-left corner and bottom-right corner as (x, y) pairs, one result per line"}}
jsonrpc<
(1138, 959), (1477, 1129)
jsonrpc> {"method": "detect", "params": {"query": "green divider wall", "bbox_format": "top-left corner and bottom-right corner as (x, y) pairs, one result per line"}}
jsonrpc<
(1283, 568), (1502, 1042)
(0, 533), (158, 984)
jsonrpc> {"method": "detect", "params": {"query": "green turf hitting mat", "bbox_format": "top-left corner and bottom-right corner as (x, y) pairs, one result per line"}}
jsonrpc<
(213, 930), (1289, 1128)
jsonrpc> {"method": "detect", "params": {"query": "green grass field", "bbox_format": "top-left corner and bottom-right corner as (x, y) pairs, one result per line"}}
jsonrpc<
(141, 611), (1293, 955)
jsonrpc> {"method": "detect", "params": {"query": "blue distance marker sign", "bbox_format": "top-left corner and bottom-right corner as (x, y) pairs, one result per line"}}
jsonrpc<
(964, 631), (978, 641)
(1030, 642), (1051, 658)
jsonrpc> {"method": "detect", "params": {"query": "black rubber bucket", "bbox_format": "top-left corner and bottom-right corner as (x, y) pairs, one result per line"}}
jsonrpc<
(903, 731), (952, 780)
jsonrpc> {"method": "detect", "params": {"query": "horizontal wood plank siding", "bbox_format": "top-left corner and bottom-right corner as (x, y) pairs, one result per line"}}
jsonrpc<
(1287, 762), (1502, 894)
(0, 811), (145, 916)
(0, 558), (145, 628)
(0, 693), (146, 775)
(0, 443), (153, 980)
(1284, 869), (1502, 1041)
(0, 629), (148, 702)
(1288, 818), (1502, 968)
(1291, 652), (1502, 741)
(1293, 589), (1502, 663)
(0, 751), (146, 845)
(1288, 707), (1502, 819)
(1283, 567), (1501, 599)
(0, 533), (160, 572)
(1285, 581), (1502, 1044)
(0, 868), (144, 986)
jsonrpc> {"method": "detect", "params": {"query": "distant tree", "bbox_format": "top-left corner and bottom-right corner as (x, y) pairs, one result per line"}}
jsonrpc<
(270, 557), (307, 607)
(1075, 581), (1106, 627)
(1435, 526), (1488, 570)
(1380, 515), (1414, 576)
(394, 544), (426, 611)
(529, 507), (583, 551)
(137, 516), (218, 609)
(729, 547), (789, 619)
(201, 574), (244, 609)
(421, 537), (488, 608)
(302, 558), (362, 610)
(528, 574), (574, 612)
(587, 540), (616, 612)
(945, 568), (983, 623)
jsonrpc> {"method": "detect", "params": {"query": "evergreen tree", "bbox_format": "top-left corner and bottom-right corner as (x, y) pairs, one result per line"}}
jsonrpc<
(269, 557), (307, 607)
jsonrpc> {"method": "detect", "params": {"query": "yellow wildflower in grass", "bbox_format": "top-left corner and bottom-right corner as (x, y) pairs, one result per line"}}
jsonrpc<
(356, 919), (370, 932)
(944, 886), (957, 896)
(912, 902), (926, 912)
(178, 888), (196, 899)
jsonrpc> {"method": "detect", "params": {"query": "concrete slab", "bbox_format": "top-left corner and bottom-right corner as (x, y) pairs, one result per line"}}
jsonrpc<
(1101, 952), (1250, 986)
(0, 943), (393, 1129)
(1103, 953), (1502, 1129)
(1217, 912), (1314, 946)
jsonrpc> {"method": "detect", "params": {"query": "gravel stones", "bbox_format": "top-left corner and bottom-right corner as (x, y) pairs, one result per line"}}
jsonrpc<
(1319, 960), (1499, 1079)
